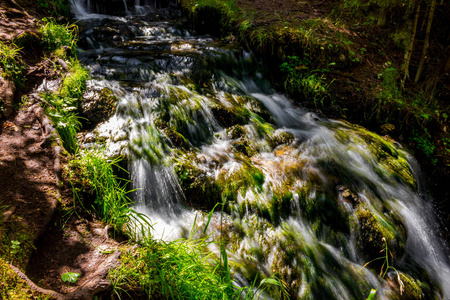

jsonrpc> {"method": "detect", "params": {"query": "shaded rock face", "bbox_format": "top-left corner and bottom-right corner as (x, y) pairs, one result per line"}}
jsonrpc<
(0, 75), (16, 118)
(80, 86), (118, 128)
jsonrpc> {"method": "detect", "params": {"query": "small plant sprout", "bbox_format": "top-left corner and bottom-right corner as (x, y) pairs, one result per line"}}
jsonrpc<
(360, 237), (404, 299)
(61, 272), (81, 284)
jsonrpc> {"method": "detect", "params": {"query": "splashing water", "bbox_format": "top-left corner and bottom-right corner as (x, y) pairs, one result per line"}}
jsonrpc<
(73, 1), (450, 298)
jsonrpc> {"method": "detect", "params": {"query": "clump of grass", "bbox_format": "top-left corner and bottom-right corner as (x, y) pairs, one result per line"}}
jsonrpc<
(0, 41), (26, 88)
(39, 18), (78, 55)
(67, 149), (133, 230)
(110, 237), (234, 299)
(280, 55), (331, 107)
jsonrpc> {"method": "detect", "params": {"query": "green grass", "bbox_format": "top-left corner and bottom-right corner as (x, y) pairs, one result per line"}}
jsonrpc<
(0, 41), (26, 88)
(110, 237), (235, 299)
(39, 18), (78, 54)
(67, 149), (134, 230)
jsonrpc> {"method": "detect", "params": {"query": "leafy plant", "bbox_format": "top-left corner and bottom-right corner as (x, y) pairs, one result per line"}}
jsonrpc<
(42, 60), (88, 153)
(39, 18), (78, 54)
(410, 129), (436, 164)
(0, 41), (26, 87)
(61, 272), (81, 284)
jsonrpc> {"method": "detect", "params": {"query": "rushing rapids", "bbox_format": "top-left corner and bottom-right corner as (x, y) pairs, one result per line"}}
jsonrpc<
(73, 1), (450, 299)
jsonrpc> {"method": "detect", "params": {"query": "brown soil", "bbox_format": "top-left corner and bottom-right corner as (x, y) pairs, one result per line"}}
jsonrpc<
(0, 1), (123, 298)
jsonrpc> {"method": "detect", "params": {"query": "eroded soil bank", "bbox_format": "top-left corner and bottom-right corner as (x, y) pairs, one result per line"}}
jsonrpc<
(1, 1), (125, 298)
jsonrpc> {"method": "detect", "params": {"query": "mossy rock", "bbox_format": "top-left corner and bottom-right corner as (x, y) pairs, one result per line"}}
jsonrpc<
(395, 273), (424, 300)
(81, 87), (119, 128)
(174, 161), (222, 210)
(354, 207), (406, 264)
(227, 124), (246, 139)
(269, 130), (294, 149)
(162, 127), (190, 151)
(211, 106), (248, 127)
(230, 139), (257, 157)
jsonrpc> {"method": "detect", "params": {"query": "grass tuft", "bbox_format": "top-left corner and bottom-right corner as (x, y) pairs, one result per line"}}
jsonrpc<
(0, 41), (26, 88)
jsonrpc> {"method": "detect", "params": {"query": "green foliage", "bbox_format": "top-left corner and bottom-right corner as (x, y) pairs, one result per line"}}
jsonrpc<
(36, 0), (72, 17)
(0, 258), (50, 299)
(280, 55), (332, 107)
(378, 62), (400, 100)
(42, 60), (88, 153)
(361, 238), (403, 300)
(61, 272), (81, 284)
(110, 238), (235, 299)
(411, 129), (437, 164)
(0, 41), (26, 87)
(60, 60), (89, 99)
(67, 149), (133, 230)
(39, 18), (78, 54)
(44, 93), (81, 153)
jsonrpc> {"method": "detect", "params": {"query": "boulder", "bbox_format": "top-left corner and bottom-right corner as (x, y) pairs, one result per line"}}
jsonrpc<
(80, 87), (118, 128)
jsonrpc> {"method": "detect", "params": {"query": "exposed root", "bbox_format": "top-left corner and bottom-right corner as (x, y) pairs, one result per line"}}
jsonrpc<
(9, 264), (63, 299)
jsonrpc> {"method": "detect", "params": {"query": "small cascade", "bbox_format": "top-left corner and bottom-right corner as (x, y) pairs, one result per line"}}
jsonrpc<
(75, 2), (450, 299)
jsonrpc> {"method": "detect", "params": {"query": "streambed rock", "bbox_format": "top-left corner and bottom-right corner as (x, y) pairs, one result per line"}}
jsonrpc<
(80, 86), (118, 128)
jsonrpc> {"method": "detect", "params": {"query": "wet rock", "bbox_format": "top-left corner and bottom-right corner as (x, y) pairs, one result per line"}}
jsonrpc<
(227, 124), (245, 139)
(337, 185), (359, 207)
(269, 130), (294, 149)
(354, 207), (406, 264)
(80, 87), (118, 128)
(175, 161), (221, 210)
(230, 139), (257, 157)
(211, 106), (248, 127)
(162, 127), (190, 150)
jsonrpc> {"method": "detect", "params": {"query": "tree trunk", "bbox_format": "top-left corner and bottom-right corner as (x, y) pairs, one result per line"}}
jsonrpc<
(402, 0), (421, 87)
(415, 0), (436, 84)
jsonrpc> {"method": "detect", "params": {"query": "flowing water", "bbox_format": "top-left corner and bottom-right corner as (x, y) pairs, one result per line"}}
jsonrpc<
(73, 1), (450, 299)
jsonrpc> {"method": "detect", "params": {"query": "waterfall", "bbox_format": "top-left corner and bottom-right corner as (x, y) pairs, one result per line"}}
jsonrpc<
(74, 2), (450, 299)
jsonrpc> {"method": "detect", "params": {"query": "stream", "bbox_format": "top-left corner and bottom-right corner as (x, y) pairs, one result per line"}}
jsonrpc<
(73, 1), (450, 299)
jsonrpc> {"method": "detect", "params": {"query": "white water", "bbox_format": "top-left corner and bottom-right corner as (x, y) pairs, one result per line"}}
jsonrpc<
(74, 1), (450, 298)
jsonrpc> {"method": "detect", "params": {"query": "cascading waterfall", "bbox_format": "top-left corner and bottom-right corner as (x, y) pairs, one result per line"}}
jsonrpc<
(73, 1), (450, 299)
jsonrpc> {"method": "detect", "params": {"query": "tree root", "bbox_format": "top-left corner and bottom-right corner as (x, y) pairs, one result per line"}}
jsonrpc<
(8, 264), (63, 299)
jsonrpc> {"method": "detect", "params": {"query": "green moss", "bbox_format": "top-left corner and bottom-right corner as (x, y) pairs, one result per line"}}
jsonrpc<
(0, 218), (35, 269)
(60, 60), (89, 100)
(13, 31), (41, 51)
(0, 258), (50, 300)
(269, 131), (294, 149)
(227, 124), (246, 139)
(396, 273), (423, 300)
(354, 207), (406, 264)
(174, 156), (222, 210)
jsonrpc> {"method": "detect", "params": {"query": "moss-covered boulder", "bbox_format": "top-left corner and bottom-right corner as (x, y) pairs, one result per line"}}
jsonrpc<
(81, 87), (118, 128)
(354, 206), (406, 264)
(269, 130), (294, 149)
